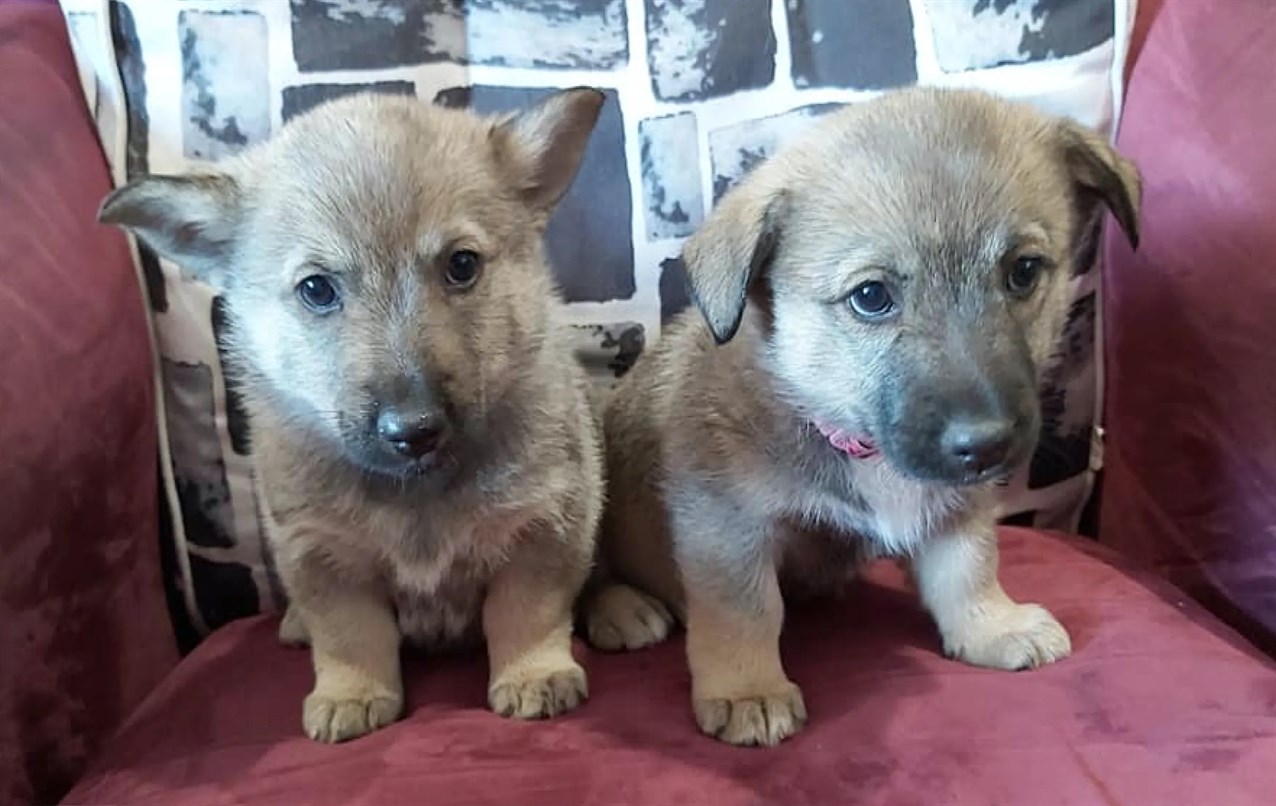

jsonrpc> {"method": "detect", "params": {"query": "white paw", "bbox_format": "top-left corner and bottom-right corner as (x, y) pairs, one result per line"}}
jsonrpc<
(586, 584), (674, 651)
(303, 689), (402, 743)
(694, 681), (807, 747)
(489, 662), (588, 719)
(946, 602), (1071, 670)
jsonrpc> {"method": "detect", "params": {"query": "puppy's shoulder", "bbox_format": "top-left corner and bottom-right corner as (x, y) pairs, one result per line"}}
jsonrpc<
(500, 340), (604, 517)
(614, 312), (753, 410)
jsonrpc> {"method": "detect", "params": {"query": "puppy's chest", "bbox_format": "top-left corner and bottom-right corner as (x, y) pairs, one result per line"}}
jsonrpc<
(381, 508), (522, 650)
(391, 556), (488, 651)
(792, 459), (967, 555)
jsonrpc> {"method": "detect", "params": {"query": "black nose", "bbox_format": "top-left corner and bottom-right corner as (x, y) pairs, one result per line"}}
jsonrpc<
(376, 406), (448, 459)
(942, 418), (1016, 475)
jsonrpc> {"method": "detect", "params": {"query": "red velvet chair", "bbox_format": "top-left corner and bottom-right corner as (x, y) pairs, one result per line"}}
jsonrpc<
(2, 1), (1273, 804)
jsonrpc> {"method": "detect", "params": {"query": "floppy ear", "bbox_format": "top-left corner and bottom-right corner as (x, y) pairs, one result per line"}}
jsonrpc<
(1058, 122), (1142, 250)
(492, 87), (605, 212)
(98, 173), (242, 286)
(683, 177), (787, 345)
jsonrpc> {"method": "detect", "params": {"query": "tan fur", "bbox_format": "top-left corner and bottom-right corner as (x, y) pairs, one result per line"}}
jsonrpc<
(100, 89), (608, 742)
(587, 87), (1141, 746)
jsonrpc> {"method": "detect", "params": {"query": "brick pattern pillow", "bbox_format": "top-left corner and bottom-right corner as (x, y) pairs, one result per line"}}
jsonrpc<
(60, 0), (1137, 642)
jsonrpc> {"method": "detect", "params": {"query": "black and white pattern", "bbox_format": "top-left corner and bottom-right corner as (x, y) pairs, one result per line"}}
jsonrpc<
(179, 10), (271, 160)
(281, 80), (416, 122)
(645, 0), (776, 102)
(290, 0), (630, 72)
(659, 255), (690, 323)
(640, 113), (702, 240)
(1030, 292), (1099, 490)
(708, 103), (842, 202)
(160, 358), (235, 550)
(572, 322), (647, 379)
(927, 0), (1115, 72)
(787, 0), (918, 89)
(62, 0), (1135, 638)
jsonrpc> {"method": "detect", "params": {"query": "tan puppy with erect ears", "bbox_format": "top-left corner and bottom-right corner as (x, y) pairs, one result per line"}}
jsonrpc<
(100, 89), (607, 743)
(587, 87), (1141, 746)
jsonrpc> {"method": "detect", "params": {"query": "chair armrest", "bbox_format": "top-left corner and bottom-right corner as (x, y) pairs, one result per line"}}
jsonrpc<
(0, 3), (179, 803)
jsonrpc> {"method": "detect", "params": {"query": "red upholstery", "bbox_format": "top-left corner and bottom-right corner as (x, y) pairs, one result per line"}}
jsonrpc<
(1100, 0), (1276, 655)
(0, 2), (178, 803)
(65, 531), (1276, 806)
(6, 1), (1276, 804)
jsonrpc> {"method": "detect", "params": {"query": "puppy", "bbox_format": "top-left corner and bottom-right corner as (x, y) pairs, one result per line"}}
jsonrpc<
(586, 87), (1141, 746)
(100, 89), (607, 742)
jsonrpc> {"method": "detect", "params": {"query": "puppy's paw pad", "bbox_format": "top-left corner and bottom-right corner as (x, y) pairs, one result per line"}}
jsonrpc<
(950, 603), (1072, 670)
(303, 691), (402, 743)
(694, 683), (807, 747)
(278, 606), (310, 647)
(586, 584), (674, 651)
(489, 663), (588, 720)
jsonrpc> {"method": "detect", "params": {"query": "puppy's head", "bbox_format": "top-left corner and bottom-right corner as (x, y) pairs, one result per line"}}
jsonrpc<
(685, 88), (1141, 485)
(100, 89), (603, 480)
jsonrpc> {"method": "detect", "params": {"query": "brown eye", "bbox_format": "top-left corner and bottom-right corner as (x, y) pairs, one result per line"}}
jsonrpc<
(1007, 256), (1046, 298)
(444, 250), (482, 289)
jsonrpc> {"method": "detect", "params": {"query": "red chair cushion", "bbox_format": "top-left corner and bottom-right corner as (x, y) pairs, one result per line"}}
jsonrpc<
(64, 530), (1276, 806)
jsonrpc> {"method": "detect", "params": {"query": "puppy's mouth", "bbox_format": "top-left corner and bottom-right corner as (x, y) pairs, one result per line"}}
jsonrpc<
(811, 419), (879, 459)
(351, 448), (461, 487)
(376, 451), (452, 477)
(811, 418), (1026, 487)
(882, 441), (1029, 489)
(944, 464), (1017, 488)
(333, 419), (460, 483)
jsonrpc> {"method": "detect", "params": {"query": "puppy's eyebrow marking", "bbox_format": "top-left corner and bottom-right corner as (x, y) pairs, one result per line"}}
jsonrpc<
(416, 225), (486, 269)
(283, 241), (354, 287)
(1005, 222), (1053, 256)
(1020, 221), (1052, 244)
(826, 264), (906, 304)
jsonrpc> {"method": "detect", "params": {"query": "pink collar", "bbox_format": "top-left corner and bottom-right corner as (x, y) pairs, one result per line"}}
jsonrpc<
(813, 421), (879, 459)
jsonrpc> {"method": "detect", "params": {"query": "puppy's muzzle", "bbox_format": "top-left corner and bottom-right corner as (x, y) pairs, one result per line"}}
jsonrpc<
(941, 416), (1017, 476)
(376, 404), (450, 459)
(880, 372), (1037, 485)
(367, 374), (454, 469)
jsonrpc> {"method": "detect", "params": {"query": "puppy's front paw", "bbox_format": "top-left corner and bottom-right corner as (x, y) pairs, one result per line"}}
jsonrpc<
(489, 661), (588, 719)
(586, 583), (675, 651)
(303, 688), (403, 743)
(946, 602), (1071, 670)
(693, 682), (807, 747)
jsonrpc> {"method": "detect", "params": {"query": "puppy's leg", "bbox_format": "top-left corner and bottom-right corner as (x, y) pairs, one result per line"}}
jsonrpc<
(279, 603), (310, 646)
(913, 526), (1071, 670)
(676, 495), (804, 746)
(686, 566), (805, 746)
(484, 537), (591, 720)
(284, 557), (403, 743)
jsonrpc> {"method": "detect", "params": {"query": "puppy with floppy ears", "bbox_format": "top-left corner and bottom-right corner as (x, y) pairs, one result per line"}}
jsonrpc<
(586, 87), (1141, 747)
(99, 88), (608, 742)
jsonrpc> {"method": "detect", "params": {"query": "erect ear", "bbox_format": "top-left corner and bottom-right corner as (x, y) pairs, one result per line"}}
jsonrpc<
(491, 87), (605, 212)
(98, 173), (242, 286)
(1058, 121), (1142, 250)
(683, 175), (787, 345)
